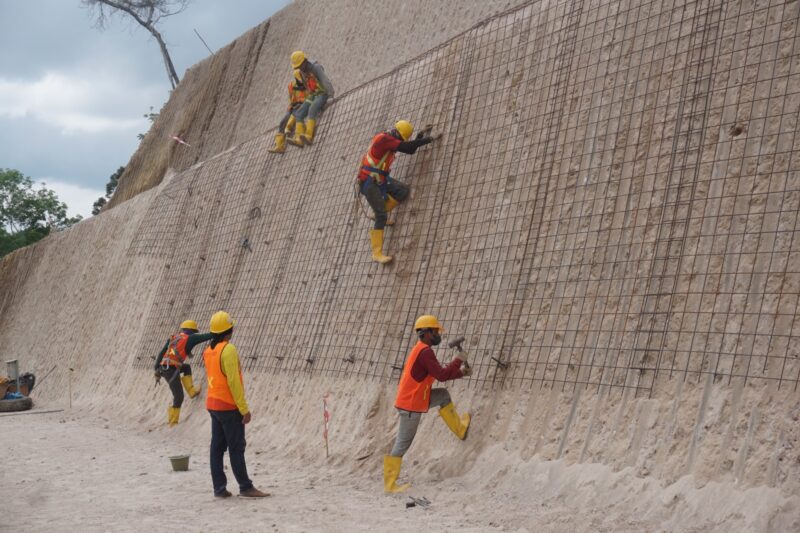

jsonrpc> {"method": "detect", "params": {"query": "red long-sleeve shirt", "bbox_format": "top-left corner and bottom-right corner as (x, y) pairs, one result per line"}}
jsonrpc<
(410, 345), (463, 382)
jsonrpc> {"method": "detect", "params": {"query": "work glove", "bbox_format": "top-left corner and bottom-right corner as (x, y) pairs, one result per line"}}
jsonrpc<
(462, 365), (473, 377)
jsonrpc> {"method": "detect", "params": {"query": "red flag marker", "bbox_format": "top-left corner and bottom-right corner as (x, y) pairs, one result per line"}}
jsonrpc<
(171, 135), (191, 147)
(323, 393), (331, 458)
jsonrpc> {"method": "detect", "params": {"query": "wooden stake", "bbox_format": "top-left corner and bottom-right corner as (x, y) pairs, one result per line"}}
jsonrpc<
(323, 395), (330, 458)
(68, 367), (73, 408)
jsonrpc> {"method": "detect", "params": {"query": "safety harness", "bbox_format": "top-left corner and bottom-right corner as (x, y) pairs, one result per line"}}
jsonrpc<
(302, 69), (325, 100)
(160, 333), (188, 368)
(359, 150), (392, 199)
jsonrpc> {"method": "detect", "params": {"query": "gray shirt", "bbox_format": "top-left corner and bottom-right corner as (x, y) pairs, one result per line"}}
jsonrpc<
(308, 61), (334, 98)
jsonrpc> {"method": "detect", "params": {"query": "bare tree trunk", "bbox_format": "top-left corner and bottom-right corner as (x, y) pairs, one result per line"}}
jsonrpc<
(149, 25), (180, 89)
(92, 0), (181, 89)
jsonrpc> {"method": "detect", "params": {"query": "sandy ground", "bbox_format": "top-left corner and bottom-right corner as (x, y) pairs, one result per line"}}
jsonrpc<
(0, 405), (552, 533)
(3, 401), (798, 533)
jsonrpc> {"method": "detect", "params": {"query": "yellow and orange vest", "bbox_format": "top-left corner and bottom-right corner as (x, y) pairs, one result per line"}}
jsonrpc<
(161, 331), (190, 368)
(359, 133), (396, 184)
(288, 80), (306, 107)
(203, 341), (243, 411)
(301, 70), (323, 98)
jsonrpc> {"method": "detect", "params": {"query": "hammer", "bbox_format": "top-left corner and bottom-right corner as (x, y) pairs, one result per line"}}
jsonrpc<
(448, 336), (471, 372)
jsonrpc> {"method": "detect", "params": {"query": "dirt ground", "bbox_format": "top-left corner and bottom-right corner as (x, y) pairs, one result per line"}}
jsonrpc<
(2, 401), (797, 533)
(0, 406), (546, 533)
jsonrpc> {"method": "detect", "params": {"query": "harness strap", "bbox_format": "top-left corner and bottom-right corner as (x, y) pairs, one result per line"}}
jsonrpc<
(361, 165), (389, 177)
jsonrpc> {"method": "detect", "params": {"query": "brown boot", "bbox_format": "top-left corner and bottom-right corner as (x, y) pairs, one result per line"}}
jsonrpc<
(240, 487), (270, 498)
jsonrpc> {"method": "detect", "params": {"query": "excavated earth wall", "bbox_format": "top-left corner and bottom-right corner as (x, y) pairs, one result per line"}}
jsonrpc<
(1, 0), (799, 527)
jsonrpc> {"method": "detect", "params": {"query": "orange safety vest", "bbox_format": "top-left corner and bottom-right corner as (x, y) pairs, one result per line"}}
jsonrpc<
(161, 331), (189, 368)
(203, 341), (243, 411)
(288, 80), (306, 106)
(394, 341), (436, 413)
(359, 133), (396, 183)
(301, 70), (323, 97)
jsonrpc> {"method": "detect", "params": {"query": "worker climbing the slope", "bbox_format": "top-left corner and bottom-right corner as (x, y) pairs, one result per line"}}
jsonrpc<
(154, 319), (212, 426)
(287, 50), (334, 146)
(384, 314), (472, 493)
(268, 69), (310, 154)
(203, 311), (269, 498)
(358, 120), (440, 264)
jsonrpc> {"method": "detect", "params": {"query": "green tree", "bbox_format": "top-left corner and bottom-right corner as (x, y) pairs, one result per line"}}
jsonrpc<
(92, 165), (125, 215)
(0, 168), (82, 257)
(137, 106), (159, 141)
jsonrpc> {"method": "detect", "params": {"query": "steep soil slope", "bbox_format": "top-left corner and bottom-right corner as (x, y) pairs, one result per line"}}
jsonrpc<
(1, 1), (799, 529)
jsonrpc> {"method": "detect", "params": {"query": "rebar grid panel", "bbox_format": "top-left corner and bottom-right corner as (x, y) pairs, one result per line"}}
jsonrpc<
(130, 0), (800, 396)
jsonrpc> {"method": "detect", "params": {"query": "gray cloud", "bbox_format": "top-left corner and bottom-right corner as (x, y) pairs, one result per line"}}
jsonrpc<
(0, 0), (289, 215)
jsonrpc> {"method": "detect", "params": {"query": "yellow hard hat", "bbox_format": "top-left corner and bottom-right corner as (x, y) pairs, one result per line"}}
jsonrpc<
(414, 314), (444, 332)
(209, 311), (235, 334)
(291, 50), (306, 69)
(180, 319), (198, 331)
(394, 120), (414, 141)
(293, 69), (303, 83)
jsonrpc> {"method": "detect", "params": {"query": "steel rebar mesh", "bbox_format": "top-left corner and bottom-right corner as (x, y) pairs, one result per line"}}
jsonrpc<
(127, 0), (800, 397)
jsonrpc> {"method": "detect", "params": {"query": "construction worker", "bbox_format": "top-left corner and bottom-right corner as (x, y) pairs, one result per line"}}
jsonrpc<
(154, 319), (212, 426)
(268, 69), (310, 153)
(358, 120), (440, 264)
(287, 50), (334, 146)
(384, 315), (472, 493)
(203, 311), (269, 498)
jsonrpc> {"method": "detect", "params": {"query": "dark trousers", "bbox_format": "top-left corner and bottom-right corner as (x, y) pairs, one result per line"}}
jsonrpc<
(159, 364), (191, 408)
(209, 409), (253, 495)
(360, 177), (410, 229)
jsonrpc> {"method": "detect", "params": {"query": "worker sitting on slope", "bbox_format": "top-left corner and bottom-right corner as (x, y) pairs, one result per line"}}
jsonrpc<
(358, 120), (440, 264)
(203, 311), (269, 498)
(384, 314), (471, 493)
(268, 69), (309, 154)
(154, 319), (212, 426)
(287, 50), (334, 146)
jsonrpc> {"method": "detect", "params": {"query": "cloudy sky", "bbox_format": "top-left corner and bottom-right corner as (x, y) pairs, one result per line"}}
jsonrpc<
(0, 0), (289, 218)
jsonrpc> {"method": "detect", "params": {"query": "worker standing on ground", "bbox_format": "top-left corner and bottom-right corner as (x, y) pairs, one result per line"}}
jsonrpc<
(203, 311), (269, 498)
(384, 315), (472, 493)
(359, 120), (440, 264)
(287, 50), (334, 146)
(268, 69), (310, 154)
(154, 319), (212, 426)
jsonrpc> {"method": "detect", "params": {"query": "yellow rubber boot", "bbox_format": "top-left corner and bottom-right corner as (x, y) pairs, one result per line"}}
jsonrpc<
(385, 195), (399, 212)
(383, 455), (411, 493)
(384, 195), (399, 226)
(181, 375), (201, 398)
(285, 114), (296, 134)
(438, 402), (470, 440)
(268, 133), (286, 153)
(301, 119), (316, 145)
(168, 407), (181, 427)
(287, 122), (305, 146)
(369, 229), (392, 264)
